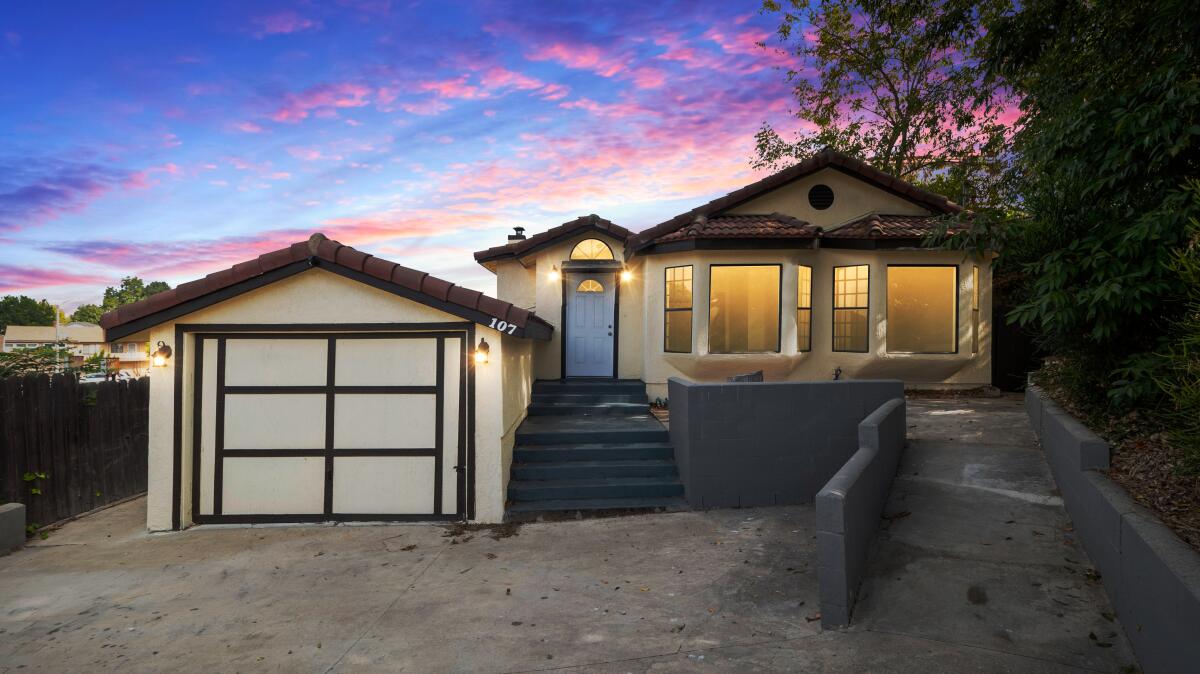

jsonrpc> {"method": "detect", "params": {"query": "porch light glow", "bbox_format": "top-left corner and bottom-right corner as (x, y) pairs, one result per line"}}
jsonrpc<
(620, 269), (633, 282)
(152, 340), (173, 367)
(474, 338), (490, 365)
(548, 265), (560, 282)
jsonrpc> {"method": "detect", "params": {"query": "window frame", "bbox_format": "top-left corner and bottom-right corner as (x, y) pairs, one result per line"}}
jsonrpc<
(832, 264), (871, 353)
(884, 263), (960, 355)
(797, 264), (812, 352)
(707, 263), (783, 354)
(569, 238), (615, 261)
(971, 265), (980, 355)
(663, 265), (693, 353)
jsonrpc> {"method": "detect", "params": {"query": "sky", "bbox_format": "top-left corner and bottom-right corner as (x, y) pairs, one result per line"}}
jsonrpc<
(0, 1), (802, 311)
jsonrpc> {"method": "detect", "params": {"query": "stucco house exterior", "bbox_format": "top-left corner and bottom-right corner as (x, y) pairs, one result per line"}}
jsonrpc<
(101, 149), (990, 530)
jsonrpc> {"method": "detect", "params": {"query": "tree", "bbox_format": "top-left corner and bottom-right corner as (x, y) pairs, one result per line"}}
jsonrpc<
(0, 341), (103, 378)
(100, 277), (170, 312)
(70, 304), (104, 324)
(756, 0), (1012, 205)
(0, 295), (56, 332)
(983, 0), (1200, 405)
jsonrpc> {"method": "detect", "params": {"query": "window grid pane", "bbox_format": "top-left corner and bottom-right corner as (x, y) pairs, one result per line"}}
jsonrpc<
(664, 265), (693, 353)
(797, 265), (812, 351)
(972, 266), (980, 354)
(833, 308), (868, 352)
(797, 308), (811, 351)
(665, 310), (692, 353)
(665, 265), (692, 309)
(709, 265), (781, 353)
(833, 265), (869, 352)
(569, 238), (614, 260)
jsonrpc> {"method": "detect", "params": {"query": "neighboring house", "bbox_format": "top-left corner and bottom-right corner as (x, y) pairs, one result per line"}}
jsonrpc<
(100, 149), (991, 531)
(476, 148), (991, 399)
(2, 322), (150, 376)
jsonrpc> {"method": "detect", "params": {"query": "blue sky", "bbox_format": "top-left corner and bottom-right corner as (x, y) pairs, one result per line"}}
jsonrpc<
(0, 1), (799, 309)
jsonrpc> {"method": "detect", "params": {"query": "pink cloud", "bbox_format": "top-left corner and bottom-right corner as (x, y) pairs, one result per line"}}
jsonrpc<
(234, 121), (264, 133)
(271, 82), (371, 122)
(286, 146), (324, 161)
(527, 42), (628, 78)
(400, 99), (451, 116)
(0, 265), (107, 292)
(251, 11), (322, 38)
(419, 76), (486, 100)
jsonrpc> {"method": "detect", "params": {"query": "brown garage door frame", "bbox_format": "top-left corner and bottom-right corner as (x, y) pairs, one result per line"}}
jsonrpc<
(172, 322), (476, 529)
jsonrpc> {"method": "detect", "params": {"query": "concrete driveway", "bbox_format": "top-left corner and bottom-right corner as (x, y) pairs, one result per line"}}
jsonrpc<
(0, 395), (1135, 673)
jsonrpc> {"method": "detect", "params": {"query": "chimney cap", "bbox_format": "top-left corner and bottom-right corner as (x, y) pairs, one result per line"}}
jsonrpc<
(507, 226), (527, 241)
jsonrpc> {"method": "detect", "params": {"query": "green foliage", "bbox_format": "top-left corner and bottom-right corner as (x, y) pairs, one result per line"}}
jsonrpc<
(1155, 182), (1200, 472)
(0, 295), (56, 331)
(23, 471), (48, 496)
(100, 277), (170, 313)
(0, 341), (104, 378)
(756, 0), (1011, 203)
(984, 0), (1200, 407)
(70, 303), (103, 323)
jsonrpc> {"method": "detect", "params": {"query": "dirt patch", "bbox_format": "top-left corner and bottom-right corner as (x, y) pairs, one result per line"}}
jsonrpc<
(441, 521), (521, 543)
(905, 386), (1004, 399)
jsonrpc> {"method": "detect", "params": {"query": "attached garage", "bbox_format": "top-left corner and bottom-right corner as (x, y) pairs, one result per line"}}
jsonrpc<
(101, 233), (551, 530)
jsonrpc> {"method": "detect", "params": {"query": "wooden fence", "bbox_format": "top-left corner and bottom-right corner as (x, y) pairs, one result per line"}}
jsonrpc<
(0, 374), (149, 528)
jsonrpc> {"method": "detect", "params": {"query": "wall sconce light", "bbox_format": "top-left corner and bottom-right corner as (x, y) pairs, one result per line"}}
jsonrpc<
(474, 337), (490, 365)
(620, 269), (633, 282)
(152, 340), (173, 367)
(548, 265), (560, 282)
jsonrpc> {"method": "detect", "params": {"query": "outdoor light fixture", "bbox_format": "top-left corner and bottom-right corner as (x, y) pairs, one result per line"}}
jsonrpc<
(621, 269), (633, 282)
(474, 337), (490, 365)
(548, 265), (560, 282)
(152, 340), (173, 367)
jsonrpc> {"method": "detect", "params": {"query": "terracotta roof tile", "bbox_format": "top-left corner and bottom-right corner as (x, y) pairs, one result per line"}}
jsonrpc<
(474, 214), (633, 264)
(653, 213), (818, 244)
(99, 232), (553, 340)
(627, 147), (962, 255)
(822, 213), (964, 239)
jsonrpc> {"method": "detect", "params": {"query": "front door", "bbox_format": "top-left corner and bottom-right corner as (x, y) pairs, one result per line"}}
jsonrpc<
(565, 273), (615, 377)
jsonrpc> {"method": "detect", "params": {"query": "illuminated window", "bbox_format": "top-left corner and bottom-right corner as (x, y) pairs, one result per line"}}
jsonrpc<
(972, 266), (980, 354)
(569, 239), (614, 260)
(887, 266), (958, 354)
(576, 279), (604, 293)
(797, 265), (812, 351)
(833, 265), (870, 352)
(664, 266), (692, 353)
(709, 265), (780, 353)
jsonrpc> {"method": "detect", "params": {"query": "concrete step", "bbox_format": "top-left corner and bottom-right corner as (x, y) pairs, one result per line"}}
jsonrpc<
(532, 379), (647, 395)
(527, 402), (650, 417)
(514, 443), (675, 463)
(508, 477), (685, 501)
(514, 414), (668, 446)
(512, 460), (678, 481)
(531, 392), (649, 404)
(507, 495), (688, 516)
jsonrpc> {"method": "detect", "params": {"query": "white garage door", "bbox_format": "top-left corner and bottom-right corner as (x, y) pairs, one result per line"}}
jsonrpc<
(189, 331), (468, 523)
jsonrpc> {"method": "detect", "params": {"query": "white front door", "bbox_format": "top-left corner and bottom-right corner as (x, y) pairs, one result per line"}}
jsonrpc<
(565, 273), (615, 377)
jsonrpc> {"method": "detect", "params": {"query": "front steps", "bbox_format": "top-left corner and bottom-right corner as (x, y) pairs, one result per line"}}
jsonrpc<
(506, 379), (686, 519)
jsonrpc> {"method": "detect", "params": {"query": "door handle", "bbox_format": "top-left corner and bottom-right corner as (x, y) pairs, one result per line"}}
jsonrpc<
(607, 332), (613, 336)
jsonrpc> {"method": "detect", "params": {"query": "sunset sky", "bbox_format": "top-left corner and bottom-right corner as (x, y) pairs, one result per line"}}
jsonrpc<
(0, 1), (801, 310)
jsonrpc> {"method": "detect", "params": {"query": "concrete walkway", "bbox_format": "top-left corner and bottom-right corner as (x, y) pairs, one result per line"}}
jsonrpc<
(0, 396), (1135, 673)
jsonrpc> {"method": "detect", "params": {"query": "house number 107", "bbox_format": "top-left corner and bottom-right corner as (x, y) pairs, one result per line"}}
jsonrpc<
(489, 318), (517, 335)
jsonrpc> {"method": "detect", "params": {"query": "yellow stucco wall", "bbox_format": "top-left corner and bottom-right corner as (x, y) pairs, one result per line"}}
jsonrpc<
(139, 267), (514, 531)
(726, 166), (931, 227)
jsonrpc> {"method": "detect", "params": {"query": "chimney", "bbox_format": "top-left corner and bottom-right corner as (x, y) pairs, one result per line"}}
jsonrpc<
(507, 226), (526, 241)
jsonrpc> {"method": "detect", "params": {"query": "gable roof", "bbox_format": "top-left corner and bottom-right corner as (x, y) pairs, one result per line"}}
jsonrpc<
(626, 148), (963, 256)
(100, 233), (554, 341)
(474, 214), (633, 266)
(652, 213), (819, 245)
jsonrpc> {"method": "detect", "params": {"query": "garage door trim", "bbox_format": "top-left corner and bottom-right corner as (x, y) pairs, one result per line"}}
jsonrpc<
(173, 322), (476, 529)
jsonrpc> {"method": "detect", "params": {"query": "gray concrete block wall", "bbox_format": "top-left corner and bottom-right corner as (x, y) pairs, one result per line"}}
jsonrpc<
(815, 398), (906, 629)
(667, 378), (903, 509)
(1028, 386), (1200, 674)
(1, 503), (25, 555)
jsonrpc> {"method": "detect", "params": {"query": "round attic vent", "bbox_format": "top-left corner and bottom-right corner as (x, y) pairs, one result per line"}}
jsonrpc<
(808, 184), (835, 210)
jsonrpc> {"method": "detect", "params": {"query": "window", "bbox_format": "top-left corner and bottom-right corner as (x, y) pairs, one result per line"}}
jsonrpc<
(664, 266), (692, 353)
(833, 265), (870, 352)
(972, 266), (980, 354)
(886, 266), (958, 354)
(576, 279), (604, 293)
(709, 265), (780, 353)
(797, 265), (812, 351)
(569, 238), (614, 261)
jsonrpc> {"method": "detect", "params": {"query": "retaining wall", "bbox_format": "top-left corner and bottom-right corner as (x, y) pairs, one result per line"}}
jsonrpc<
(1026, 386), (1200, 674)
(1, 503), (25, 555)
(814, 398), (907, 629)
(666, 378), (903, 508)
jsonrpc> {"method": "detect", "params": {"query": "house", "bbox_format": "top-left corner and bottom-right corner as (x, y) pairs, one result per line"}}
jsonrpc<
(100, 149), (991, 531)
(2, 322), (151, 376)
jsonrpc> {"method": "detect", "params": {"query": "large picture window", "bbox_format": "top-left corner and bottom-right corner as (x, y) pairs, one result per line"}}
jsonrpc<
(833, 265), (870, 352)
(664, 266), (693, 353)
(887, 265), (958, 354)
(709, 265), (780, 353)
(797, 265), (812, 351)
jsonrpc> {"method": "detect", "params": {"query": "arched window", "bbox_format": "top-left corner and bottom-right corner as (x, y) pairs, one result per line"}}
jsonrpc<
(576, 279), (605, 293)
(569, 238), (614, 261)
